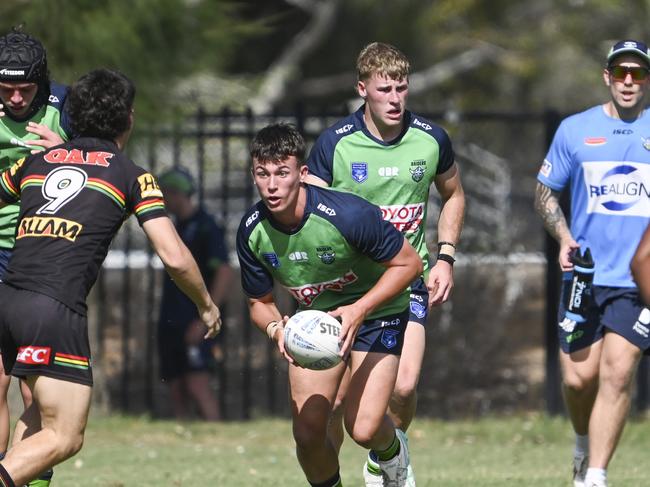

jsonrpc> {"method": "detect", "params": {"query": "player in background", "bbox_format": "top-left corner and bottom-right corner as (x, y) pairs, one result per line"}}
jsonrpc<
(237, 123), (422, 487)
(157, 167), (232, 421)
(535, 40), (650, 487)
(631, 224), (650, 305)
(0, 28), (73, 487)
(306, 41), (465, 485)
(0, 68), (221, 487)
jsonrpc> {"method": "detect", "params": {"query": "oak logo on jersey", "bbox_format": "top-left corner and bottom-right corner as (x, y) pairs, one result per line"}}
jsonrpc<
(351, 162), (368, 184)
(44, 149), (115, 167)
(287, 270), (358, 306)
(316, 246), (336, 264)
(380, 203), (424, 234)
(17, 216), (83, 242)
(138, 173), (163, 199)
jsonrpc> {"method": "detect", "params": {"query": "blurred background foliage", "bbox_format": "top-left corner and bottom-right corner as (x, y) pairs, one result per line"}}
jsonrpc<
(2, 0), (650, 121)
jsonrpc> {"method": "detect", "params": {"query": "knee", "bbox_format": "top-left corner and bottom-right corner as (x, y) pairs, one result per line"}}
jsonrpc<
(562, 369), (597, 394)
(345, 417), (378, 448)
(392, 376), (418, 403)
(54, 431), (84, 461)
(599, 365), (635, 394)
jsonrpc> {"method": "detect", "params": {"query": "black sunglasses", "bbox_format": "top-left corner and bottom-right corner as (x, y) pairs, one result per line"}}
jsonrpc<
(608, 65), (650, 83)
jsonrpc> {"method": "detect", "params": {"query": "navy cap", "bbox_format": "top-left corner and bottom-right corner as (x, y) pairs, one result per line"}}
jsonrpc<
(607, 40), (650, 67)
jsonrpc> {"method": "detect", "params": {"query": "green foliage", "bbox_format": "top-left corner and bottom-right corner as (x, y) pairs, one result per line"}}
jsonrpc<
(0, 0), (250, 123)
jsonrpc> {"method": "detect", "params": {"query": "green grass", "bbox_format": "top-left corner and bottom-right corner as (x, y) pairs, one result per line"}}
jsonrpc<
(49, 413), (650, 486)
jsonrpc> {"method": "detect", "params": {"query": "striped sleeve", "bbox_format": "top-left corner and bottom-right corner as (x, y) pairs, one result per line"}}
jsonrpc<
(125, 163), (167, 224)
(0, 157), (26, 203)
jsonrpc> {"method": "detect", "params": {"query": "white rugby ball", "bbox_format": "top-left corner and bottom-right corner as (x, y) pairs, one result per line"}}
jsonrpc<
(283, 310), (342, 370)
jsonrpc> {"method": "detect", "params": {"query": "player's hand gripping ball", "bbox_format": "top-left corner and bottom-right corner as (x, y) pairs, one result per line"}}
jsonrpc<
(283, 310), (342, 370)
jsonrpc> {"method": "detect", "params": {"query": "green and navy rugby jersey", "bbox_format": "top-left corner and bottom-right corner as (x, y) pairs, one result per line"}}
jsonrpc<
(0, 82), (73, 249)
(0, 137), (166, 314)
(307, 106), (454, 267)
(237, 184), (409, 318)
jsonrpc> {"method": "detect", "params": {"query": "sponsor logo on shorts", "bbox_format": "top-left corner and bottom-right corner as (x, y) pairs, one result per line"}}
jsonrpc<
(410, 301), (426, 320)
(53, 353), (90, 370)
(633, 308), (650, 338)
(381, 329), (399, 349)
(351, 162), (368, 184)
(17, 216), (83, 242)
(262, 252), (280, 268)
(380, 203), (424, 234)
(539, 160), (552, 178)
(565, 330), (584, 344)
(44, 148), (114, 167)
(137, 173), (163, 199)
(559, 317), (577, 333)
(16, 346), (51, 365)
(287, 270), (358, 306)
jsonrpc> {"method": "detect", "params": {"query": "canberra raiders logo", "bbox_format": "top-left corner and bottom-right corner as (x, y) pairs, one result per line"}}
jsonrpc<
(316, 246), (336, 264)
(409, 159), (426, 182)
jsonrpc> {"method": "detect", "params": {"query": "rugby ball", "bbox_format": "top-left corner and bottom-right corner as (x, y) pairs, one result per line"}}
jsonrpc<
(283, 310), (342, 370)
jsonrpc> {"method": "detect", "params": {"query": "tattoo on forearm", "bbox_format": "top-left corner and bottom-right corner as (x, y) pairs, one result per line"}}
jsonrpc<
(534, 183), (569, 242)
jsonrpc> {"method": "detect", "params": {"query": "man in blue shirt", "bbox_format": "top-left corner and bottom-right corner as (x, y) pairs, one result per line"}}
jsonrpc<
(535, 40), (650, 487)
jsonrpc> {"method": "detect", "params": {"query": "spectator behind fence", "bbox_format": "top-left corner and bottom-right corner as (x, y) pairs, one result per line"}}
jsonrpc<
(534, 40), (650, 487)
(157, 167), (232, 421)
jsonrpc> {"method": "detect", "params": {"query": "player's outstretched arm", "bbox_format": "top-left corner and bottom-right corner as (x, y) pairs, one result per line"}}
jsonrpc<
(429, 163), (465, 306)
(143, 216), (221, 337)
(534, 181), (579, 271)
(632, 224), (650, 305)
(331, 239), (422, 357)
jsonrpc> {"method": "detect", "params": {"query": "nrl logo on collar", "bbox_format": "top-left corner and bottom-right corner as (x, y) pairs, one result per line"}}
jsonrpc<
(642, 136), (650, 151)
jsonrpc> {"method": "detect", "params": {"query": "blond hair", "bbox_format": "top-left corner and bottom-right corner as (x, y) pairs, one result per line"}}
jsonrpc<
(356, 42), (410, 82)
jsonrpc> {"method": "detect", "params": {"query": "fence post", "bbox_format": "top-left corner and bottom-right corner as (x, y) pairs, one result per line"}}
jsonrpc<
(543, 109), (563, 415)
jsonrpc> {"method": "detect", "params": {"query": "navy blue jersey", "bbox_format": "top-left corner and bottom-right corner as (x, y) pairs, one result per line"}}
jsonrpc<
(237, 184), (409, 318)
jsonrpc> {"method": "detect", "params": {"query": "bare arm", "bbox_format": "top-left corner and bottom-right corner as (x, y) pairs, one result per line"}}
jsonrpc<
(632, 224), (650, 305)
(534, 181), (578, 271)
(330, 239), (423, 357)
(142, 216), (221, 337)
(428, 163), (465, 306)
(248, 293), (294, 363)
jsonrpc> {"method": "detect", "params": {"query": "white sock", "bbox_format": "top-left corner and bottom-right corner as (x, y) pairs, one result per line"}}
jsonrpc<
(575, 434), (589, 456)
(584, 467), (607, 484)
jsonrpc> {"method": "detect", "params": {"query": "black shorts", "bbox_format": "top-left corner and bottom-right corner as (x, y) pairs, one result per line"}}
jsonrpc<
(351, 309), (409, 355)
(0, 283), (92, 386)
(158, 324), (216, 381)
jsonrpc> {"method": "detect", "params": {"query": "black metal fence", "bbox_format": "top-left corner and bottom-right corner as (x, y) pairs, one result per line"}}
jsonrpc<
(88, 106), (649, 419)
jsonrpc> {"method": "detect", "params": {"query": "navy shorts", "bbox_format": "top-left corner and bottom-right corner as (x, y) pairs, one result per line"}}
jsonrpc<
(352, 308), (409, 355)
(408, 277), (429, 325)
(557, 283), (650, 354)
(158, 323), (217, 381)
(0, 283), (93, 386)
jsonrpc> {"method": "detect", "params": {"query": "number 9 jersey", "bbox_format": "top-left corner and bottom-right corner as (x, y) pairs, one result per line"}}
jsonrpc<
(0, 137), (167, 315)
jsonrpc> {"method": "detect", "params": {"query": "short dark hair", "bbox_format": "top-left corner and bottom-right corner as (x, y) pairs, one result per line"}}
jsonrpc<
(250, 123), (306, 165)
(66, 68), (135, 140)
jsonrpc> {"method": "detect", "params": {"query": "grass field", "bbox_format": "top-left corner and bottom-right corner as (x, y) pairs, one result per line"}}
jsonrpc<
(51, 413), (650, 486)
